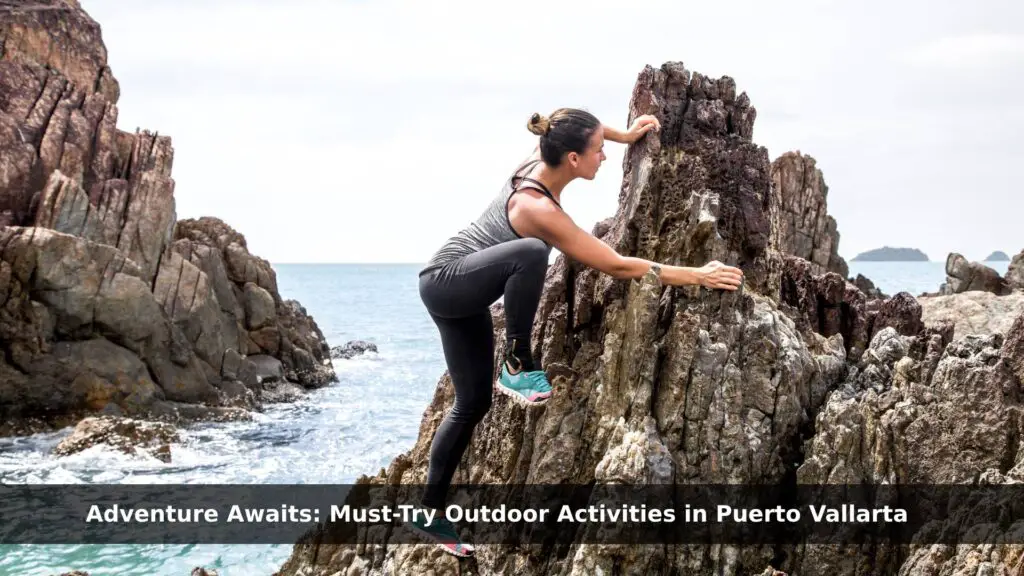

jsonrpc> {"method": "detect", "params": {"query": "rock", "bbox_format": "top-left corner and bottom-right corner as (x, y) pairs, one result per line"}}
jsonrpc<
(852, 273), (886, 299)
(53, 416), (179, 463)
(248, 354), (284, 383)
(1007, 250), (1024, 290)
(792, 313), (1024, 575)
(191, 568), (218, 576)
(771, 151), (848, 277)
(0, 3), (335, 433)
(941, 252), (1011, 295)
(330, 339), (379, 359)
(984, 250), (1010, 261)
(851, 247), (929, 261)
(278, 61), (815, 576)
(779, 255), (922, 363)
(920, 290), (1024, 340)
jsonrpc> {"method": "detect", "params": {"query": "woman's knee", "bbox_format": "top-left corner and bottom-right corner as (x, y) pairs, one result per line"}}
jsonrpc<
(451, 392), (493, 424)
(516, 238), (549, 271)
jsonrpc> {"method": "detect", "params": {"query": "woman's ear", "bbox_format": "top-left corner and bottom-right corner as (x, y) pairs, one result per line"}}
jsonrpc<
(568, 152), (579, 167)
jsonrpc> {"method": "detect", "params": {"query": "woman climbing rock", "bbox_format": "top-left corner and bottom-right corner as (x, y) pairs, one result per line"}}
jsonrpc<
(413, 107), (744, 556)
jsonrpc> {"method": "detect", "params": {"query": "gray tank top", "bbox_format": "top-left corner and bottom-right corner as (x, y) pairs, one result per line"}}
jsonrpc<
(420, 159), (561, 276)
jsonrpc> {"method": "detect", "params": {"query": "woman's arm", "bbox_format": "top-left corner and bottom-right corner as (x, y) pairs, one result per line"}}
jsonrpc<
(604, 114), (661, 144)
(513, 196), (743, 290)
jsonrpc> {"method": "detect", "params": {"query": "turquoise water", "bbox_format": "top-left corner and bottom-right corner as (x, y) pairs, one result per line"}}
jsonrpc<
(0, 260), (1012, 575)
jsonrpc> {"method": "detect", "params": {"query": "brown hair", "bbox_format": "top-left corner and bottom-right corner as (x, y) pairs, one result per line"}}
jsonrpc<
(526, 108), (601, 167)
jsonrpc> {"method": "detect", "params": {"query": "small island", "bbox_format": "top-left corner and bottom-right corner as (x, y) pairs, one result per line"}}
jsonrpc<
(851, 247), (930, 262)
(985, 251), (1010, 261)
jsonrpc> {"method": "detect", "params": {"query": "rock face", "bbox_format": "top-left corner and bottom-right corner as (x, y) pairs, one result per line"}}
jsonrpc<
(771, 151), (848, 277)
(278, 61), (1024, 576)
(53, 415), (179, 463)
(1007, 249), (1024, 290)
(920, 291), (1024, 340)
(940, 253), (1011, 296)
(0, 1), (335, 433)
(780, 255), (922, 363)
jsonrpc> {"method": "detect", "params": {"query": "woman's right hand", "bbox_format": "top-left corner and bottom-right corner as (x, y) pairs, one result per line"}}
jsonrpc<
(695, 260), (744, 290)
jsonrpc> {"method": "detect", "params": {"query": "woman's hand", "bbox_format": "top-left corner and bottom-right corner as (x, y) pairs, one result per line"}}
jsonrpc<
(626, 114), (661, 143)
(695, 261), (744, 290)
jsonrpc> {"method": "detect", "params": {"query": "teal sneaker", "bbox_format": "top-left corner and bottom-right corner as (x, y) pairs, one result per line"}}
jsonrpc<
(496, 362), (553, 404)
(406, 514), (475, 557)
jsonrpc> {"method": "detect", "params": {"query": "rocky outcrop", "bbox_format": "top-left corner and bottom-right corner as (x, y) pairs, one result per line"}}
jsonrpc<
(0, 1), (335, 433)
(985, 251), (1010, 262)
(330, 339), (378, 359)
(53, 415), (179, 462)
(771, 151), (848, 277)
(794, 317), (1024, 575)
(1008, 250), (1024, 290)
(278, 61), (1024, 576)
(940, 253), (1011, 295)
(852, 273), (886, 299)
(780, 255), (923, 363)
(279, 61), (831, 576)
(920, 291), (1024, 340)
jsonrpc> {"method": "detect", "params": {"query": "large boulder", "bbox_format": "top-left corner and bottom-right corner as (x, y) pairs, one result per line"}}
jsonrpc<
(0, 0), (335, 433)
(771, 151), (848, 277)
(53, 415), (179, 463)
(940, 253), (1011, 295)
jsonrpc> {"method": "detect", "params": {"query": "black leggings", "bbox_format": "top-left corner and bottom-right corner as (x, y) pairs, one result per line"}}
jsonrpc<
(417, 237), (549, 509)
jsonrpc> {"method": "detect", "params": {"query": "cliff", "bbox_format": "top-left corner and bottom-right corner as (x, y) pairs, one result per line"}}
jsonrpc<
(770, 151), (848, 277)
(0, 0), (335, 433)
(277, 62), (1024, 576)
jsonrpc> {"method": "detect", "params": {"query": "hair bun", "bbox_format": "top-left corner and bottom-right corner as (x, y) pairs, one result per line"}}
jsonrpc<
(527, 112), (551, 136)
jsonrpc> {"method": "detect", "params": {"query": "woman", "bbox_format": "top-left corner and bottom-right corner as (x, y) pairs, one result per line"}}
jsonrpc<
(411, 108), (744, 556)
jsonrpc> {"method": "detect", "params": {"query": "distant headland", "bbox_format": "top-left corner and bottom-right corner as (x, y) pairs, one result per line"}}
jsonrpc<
(985, 251), (1010, 261)
(851, 247), (930, 262)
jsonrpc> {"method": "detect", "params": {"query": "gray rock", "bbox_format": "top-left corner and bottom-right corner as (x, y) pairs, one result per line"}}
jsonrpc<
(330, 340), (378, 360)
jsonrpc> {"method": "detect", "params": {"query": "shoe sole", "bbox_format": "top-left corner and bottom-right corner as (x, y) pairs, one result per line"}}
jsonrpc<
(495, 380), (551, 406)
(405, 522), (475, 558)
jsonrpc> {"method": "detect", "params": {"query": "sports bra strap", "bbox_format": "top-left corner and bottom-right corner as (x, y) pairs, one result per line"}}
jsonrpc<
(511, 160), (561, 208)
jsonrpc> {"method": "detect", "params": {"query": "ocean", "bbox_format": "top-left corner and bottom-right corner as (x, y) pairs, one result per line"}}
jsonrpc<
(0, 260), (1012, 575)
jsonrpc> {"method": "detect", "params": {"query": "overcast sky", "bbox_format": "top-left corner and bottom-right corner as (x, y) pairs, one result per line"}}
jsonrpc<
(82, 0), (1022, 264)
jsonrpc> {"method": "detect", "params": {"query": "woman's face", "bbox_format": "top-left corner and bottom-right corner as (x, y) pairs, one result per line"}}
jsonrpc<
(570, 129), (606, 180)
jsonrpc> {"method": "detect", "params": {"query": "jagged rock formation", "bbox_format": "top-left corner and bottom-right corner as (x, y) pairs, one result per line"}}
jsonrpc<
(771, 151), (848, 277)
(852, 273), (886, 299)
(0, 0), (335, 434)
(780, 255), (922, 363)
(920, 291), (1024, 340)
(940, 253), (1011, 296)
(1008, 250), (1024, 290)
(278, 61), (1024, 576)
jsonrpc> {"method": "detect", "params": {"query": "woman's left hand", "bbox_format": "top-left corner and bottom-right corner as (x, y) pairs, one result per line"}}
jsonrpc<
(626, 114), (660, 143)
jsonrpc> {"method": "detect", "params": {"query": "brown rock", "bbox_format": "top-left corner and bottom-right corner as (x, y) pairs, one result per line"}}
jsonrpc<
(0, 2), (336, 431)
(771, 151), (848, 277)
(941, 252), (1011, 295)
(53, 416), (179, 463)
(278, 61), (820, 576)
(1007, 249), (1024, 290)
